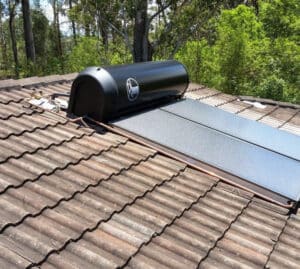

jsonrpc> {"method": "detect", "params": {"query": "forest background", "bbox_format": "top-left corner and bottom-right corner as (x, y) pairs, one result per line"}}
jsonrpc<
(0, 0), (299, 103)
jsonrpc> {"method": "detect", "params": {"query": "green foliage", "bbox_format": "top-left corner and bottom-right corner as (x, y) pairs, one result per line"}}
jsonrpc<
(257, 75), (285, 101)
(66, 37), (132, 72)
(176, 3), (300, 103)
(260, 0), (299, 40)
(67, 37), (101, 72)
(283, 86), (300, 104)
(215, 5), (265, 94)
(175, 40), (219, 87)
(269, 38), (300, 86)
(155, 0), (224, 60)
(108, 43), (132, 65)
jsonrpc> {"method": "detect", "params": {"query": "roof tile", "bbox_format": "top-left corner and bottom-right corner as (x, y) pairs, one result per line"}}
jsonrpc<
(0, 76), (299, 269)
(199, 200), (288, 268)
(0, 153), (183, 266)
(0, 141), (155, 231)
(266, 215), (300, 269)
(0, 111), (67, 139)
(0, 132), (125, 193)
(41, 169), (217, 268)
(126, 183), (251, 269)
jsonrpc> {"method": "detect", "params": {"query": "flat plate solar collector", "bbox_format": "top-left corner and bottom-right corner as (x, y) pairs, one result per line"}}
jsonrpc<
(113, 98), (300, 200)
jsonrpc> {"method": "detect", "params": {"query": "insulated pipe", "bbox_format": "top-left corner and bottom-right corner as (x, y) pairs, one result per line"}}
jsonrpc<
(68, 60), (189, 122)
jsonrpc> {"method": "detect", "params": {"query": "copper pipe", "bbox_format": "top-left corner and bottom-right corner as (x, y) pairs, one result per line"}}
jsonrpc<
(68, 116), (89, 128)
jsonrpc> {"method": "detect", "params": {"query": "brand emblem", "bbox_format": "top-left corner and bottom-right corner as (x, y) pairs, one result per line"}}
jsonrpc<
(126, 78), (139, 101)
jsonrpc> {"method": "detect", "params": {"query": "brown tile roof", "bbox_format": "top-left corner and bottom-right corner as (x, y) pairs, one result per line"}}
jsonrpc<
(0, 75), (299, 269)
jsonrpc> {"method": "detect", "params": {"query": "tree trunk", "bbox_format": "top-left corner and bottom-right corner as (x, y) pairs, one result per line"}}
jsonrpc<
(8, 1), (19, 78)
(53, 0), (64, 72)
(133, 0), (151, 62)
(69, 0), (77, 45)
(100, 22), (108, 48)
(0, 11), (8, 71)
(85, 24), (90, 37)
(21, 0), (36, 62)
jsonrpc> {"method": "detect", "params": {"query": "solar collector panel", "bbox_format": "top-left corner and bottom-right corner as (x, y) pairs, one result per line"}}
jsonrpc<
(161, 99), (300, 161)
(112, 100), (300, 201)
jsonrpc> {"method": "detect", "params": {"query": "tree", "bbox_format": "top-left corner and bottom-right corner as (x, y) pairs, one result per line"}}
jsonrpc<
(31, 9), (48, 58)
(68, 0), (77, 44)
(133, 0), (149, 61)
(50, 0), (64, 72)
(176, 2), (299, 103)
(154, 0), (226, 60)
(21, 0), (35, 62)
(213, 5), (266, 94)
(0, 2), (9, 71)
(7, 0), (19, 77)
(260, 0), (299, 40)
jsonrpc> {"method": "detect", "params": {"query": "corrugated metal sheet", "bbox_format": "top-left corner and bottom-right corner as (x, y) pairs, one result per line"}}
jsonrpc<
(0, 76), (299, 269)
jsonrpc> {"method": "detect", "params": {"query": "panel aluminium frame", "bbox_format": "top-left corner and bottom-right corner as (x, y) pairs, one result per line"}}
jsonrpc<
(112, 103), (300, 201)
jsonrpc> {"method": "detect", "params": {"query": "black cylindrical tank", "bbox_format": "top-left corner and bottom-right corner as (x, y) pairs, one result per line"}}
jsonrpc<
(68, 60), (189, 122)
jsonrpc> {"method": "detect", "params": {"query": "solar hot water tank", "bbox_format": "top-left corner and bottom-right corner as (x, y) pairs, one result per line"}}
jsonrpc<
(68, 60), (189, 121)
(69, 61), (300, 202)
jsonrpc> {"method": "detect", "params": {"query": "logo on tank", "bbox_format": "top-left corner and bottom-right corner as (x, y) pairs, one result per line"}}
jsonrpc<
(126, 78), (139, 101)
